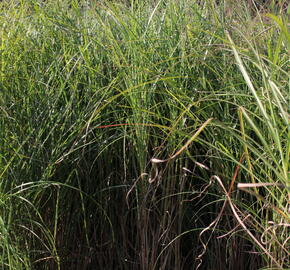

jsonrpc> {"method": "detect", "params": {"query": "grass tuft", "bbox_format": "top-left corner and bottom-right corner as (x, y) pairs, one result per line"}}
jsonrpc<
(0, 0), (289, 269)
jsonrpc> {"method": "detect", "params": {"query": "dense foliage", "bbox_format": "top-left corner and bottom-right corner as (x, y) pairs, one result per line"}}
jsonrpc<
(0, 0), (289, 269)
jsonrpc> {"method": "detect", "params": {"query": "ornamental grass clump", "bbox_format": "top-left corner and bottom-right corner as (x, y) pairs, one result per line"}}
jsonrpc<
(0, 0), (288, 269)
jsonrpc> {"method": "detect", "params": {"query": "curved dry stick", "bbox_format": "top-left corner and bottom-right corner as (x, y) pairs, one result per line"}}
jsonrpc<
(151, 118), (213, 164)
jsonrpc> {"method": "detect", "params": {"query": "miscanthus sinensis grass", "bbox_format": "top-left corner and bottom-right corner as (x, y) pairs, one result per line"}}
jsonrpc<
(0, 0), (288, 269)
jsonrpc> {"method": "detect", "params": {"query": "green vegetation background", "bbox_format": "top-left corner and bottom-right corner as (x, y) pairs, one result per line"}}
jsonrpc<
(0, 0), (289, 269)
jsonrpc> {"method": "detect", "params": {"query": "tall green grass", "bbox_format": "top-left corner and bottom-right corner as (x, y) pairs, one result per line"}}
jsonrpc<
(0, 0), (289, 269)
